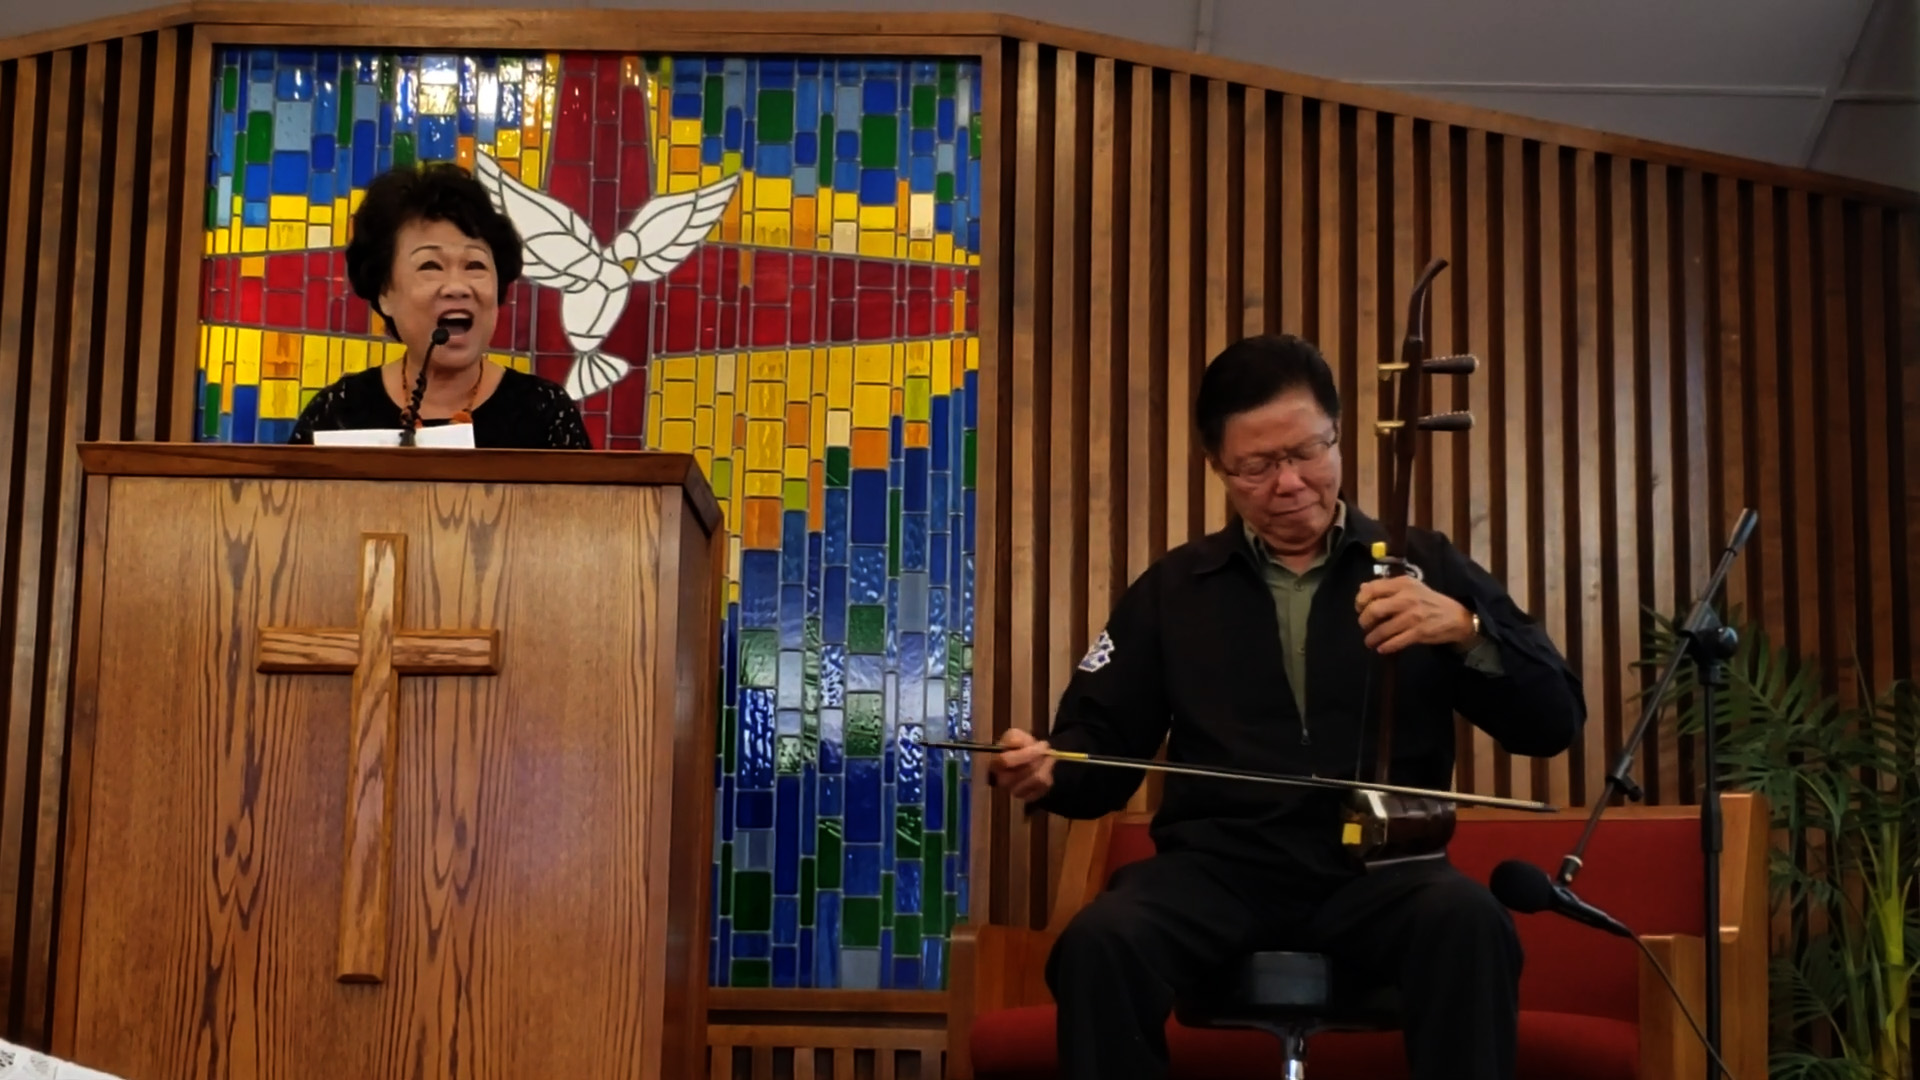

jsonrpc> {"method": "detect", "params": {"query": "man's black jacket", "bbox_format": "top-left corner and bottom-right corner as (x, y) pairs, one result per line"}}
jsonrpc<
(1031, 504), (1586, 881)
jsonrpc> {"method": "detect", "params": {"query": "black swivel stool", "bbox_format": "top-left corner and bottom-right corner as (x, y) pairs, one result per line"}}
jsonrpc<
(1174, 951), (1403, 1079)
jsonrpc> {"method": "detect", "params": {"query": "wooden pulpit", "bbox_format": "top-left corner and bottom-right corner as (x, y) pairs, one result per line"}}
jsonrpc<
(49, 443), (722, 1080)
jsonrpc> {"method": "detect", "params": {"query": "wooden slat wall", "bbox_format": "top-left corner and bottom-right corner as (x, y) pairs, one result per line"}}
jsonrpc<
(974, 43), (1920, 930)
(0, 29), (201, 1043)
(706, 990), (946, 1080)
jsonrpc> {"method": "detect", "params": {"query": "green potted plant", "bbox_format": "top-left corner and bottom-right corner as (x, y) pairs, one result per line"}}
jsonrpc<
(1639, 614), (1917, 1080)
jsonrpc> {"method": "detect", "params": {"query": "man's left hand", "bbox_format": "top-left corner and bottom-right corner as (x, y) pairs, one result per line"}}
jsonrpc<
(1355, 576), (1475, 654)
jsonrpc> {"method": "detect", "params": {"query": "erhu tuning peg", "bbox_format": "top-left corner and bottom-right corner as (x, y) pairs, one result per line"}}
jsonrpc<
(1422, 354), (1478, 374)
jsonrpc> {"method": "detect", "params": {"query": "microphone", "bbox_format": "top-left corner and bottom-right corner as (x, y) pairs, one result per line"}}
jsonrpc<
(400, 326), (449, 447)
(1489, 859), (1633, 940)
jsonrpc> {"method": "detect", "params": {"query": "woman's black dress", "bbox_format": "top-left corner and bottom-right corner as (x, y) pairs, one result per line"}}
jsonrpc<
(287, 366), (594, 449)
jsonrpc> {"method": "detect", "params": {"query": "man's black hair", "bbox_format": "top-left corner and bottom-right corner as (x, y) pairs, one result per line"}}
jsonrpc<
(344, 162), (524, 339)
(1194, 333), (1342, 455)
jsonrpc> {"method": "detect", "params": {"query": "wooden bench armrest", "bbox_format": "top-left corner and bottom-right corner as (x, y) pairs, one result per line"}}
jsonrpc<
(945, 923), (1059, 1079)
(1637, 933), (1707, 1080)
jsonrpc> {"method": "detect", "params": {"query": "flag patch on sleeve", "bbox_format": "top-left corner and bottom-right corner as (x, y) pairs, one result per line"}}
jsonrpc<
(1078, 630), (1115, 672)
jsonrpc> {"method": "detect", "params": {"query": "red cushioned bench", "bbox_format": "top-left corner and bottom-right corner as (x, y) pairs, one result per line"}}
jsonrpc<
(948, 794), (1769, 1080)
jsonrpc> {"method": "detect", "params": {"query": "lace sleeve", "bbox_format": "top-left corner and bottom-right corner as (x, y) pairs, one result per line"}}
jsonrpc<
(286, 382), (352, 445)
(534, 382), (595, 449)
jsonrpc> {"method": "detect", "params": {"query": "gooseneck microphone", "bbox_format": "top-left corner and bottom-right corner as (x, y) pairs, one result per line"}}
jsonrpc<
(1489, 859), (1633, 939)
(399, 326), (450, 447)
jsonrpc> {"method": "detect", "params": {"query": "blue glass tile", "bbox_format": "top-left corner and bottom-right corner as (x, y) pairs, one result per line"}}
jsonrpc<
(929, 474), (950, 528)
(798, 58), (819, 76)
(248, 78), (276, 115)
(937, 97), (955, 140)
(760, 59), (794, 89)
(860, 168), (897, 205)
(801, 764), (817, 855)
(230, 385), (258, 443)
(742, 687), (775, 787)
(898, 735), (923, 803)
(819, 768), (843, 812)
(313, 83), (337, 143)
(897, 859), (922, 914)
(795, 131), (818, 167)
(741, 550), (779, 628)
(242, 199), (268, 227)
(702, 135), (723, 166)
(824, 488), (849, 563)
(672, 73), (704, 118)
(927, 763), (944, 830)
(714, 916), (729, 983)
(922, 938), (944, 989)
(309, 171), (332, 206)
(930, 532), (948, 583)
(270, 151), (309, 195)
(276, 64), (312, 102)
(734, 933), (770, 959)
(929, 398), (950, 470)
(911, 130), (934, 159)
(864, 79), (897, 114)
(351, 120), (376, 185)
(904, 447), (929, 511)
(832, 159), (860, 196)
(821, 645), (845, 706)
(394, 69), (415, 126)
(775, 897), (798, 945)
(846, 844), (880, 894)
(823, 566), (847, 644)
(781, 584), (805, 649)
(243, 162), (269, 200)
(773, 945), (797, 987)
(776, 775), (800, 891)
(851, 545), (886, 603)
(421, 115), (455, 162)
(848, 655), (884, 693)
(782, 509), (806, 581)
(815, 892), (841, 987)
(800, 929), (815, 988)
(903, 513), (927, 573)
(500, 81), (522, 127)
(935, 202), (954, 235)
(834, 85), (861, 132)
(846, 759), (881, 842)
(937, 141), (957, 177)
(722, 774), (735, 840)
(759, 143), (791, 179)
(807, 533), (823, 615)
(929, 587), (947, 638)
(892, 957), (920, 990)
(723, 106), (743, 152)
(738, 790), (773, 829)
(834, 128), (859, 161)
(311, 133), (336, 173)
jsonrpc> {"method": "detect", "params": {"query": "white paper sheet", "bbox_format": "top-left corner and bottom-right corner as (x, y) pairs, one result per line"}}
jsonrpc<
(312, 424), (476, 448)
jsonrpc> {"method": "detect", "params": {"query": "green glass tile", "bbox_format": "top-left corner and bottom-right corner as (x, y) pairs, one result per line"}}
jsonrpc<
(720, 841), (734, 916)
(378, 55), (395, 101)
(205, 186), (218, 229)
(817, 820), (843, 888)
(911, 85), (935, 129)
(905, 376), (930, 422)
(723, 705), (737, 772)
(393, 132), (416, 169)
(888, 490), (902, 576)
(246, 111), (273, 164)
(783, 477), (808, 512)
(337, 86), (354, 145)
(801, 857), (817, 925)
(735, 870), (772, 932)
(894, 915), (921, 955)
(846, 693), (883, 757)
(758, 88), (795, 142)
(222, 67), (239, 112)
(970, 114), (981, 158)
(802, 631), (822, 714)
(882, 872), (894, 926)
(740, 628), (777, 688)
(963, 429), (977, 487)
(945, 762), (960, 860)
(776, 734), (804, 774)
(711, 457), (732, 499)
(844, 897), (880, 947)
(924, 831), (945, 933)
(947, 635), (964, 683)
(731, 959), (771, 987)
(935, 173), (954, 203)
(703, 76), (725, 135)
(848, 605), (885, 654)
(825, 446), (850, 487)
(860, 114), (896, 168)
(896, 804), (923, 860)
(820, 114), (835, 163)
(201, 380), (222, 438)
(938, 61), (957, 97)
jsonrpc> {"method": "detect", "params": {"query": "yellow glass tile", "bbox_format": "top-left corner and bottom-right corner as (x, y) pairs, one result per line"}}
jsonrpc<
(497, 128), (521, 159)
(891, 386), (903, 414)
(905, 421), (929, 449)
(659, 419), (695, 453)
(240, 255), (266, 278)
(852, 344), (887, 385)
(745, 419), (781, 469)
(657, 355), (696, 382)
(748, 350), (784, 383)
(833, 192), (857, 221)
(647, 391), (662, 446)
(746, 381), (782, 419)
(934, 235), (954, 264)
(831, 222), (858, 253)
(967, 335), (980, 371)
(858, 231), (893, 258)
(662, 380), (696, 420)
(720, 195), (741, 245)
(344, 338), (368, 374)
(754, 177), (791, 210)
(668, 169), (697, 194)
(264, 332), (301, 379)
(827, 408), (851, 447)
(328, 336), (344, 382)
(457, 137), (475, 171)
(206, 325), (225, 373)
(954, 290), (967, 334)
(793, 196), (815, 245)
(335, 198), (350, 240)
(695, 447), (712, 474)
(307, 224), (331, 249)
(216, 229), (233, 255)
(269, 222), (305, 251)
(715, 392), (735, 441)
(261, 378), (301, 420)
(739, 249), (754, 286)
(419, 83), (456, 116)
(203, 231), (215, 256)
(896, 236), (910, 259)
(511, 354), (531, 373)
(670, 118), (701, 145)
(307, 203), (331, 225)
(784, 446), (808, 480)
(349, 188), (364, 213)
(386, 341), (407, 364)
(820, 345), (848, 399)
(221, 380), (234, 414)
(906, 341), (930, 377)
(269, 195), (306, 222)
(302, 335), (329, 386)
(859, 204), (895, 231)
(852, 384), (889, 429)
(754, 211), (792, 249)
(811, 393), (826, 457)
(696, 354), (716, 401)
(785, 350), (810, 402)
(744, 470), (782, 498)
(811, 347), (830, 396)
(932, 339), (953, 396)
(694, 404), (714, 448)
(905, 376), (930, 422)
(522, 149), (543, 188)
(198, 325), (211, 372)
(893, 343), (906, 384)
(908, 239), (932, 262)
(235, 327), (263, 385)
(719, 155), (739, 178)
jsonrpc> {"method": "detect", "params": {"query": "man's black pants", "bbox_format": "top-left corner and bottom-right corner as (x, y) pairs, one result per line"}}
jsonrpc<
(1043, 849), (1522, 1080)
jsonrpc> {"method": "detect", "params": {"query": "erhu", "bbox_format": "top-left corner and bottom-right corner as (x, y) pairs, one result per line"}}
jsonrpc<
(1339, 255), (1483, 861)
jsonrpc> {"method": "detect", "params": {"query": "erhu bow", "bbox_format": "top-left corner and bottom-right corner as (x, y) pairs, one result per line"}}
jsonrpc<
(1339, 255), (1484, 861)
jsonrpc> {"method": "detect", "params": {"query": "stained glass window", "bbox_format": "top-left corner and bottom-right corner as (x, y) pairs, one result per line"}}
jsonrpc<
(198, 48), (982, 991)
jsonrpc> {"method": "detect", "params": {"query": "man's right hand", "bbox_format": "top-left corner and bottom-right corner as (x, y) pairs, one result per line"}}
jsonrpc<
(987, 728), (1055, 801)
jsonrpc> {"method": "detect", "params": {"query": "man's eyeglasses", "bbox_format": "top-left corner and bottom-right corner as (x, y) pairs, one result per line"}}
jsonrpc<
(1218, 432), (1338, 484)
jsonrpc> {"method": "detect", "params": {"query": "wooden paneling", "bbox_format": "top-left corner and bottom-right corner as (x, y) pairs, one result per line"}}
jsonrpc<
(707, 989), (946, 1080)
(976, 45), (1920, 929)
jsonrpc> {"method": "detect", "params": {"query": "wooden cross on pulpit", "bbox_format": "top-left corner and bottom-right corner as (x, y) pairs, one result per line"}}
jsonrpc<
(256, 532), (499, 984)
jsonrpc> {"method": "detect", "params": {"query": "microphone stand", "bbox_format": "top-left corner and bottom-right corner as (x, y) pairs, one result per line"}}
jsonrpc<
(1554, 507), (1756, 1080)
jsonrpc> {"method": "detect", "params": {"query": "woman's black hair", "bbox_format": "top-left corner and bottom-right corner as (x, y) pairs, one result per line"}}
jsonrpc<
(1194, 333), (1343, 456)
(344, 162), (524, 340)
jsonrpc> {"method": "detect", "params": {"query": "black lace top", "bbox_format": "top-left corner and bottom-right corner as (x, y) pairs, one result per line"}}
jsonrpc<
(287, 366), (594, 449)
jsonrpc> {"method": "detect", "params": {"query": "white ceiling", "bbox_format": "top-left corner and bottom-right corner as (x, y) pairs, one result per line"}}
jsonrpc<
(7, 0), (1916, 194)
